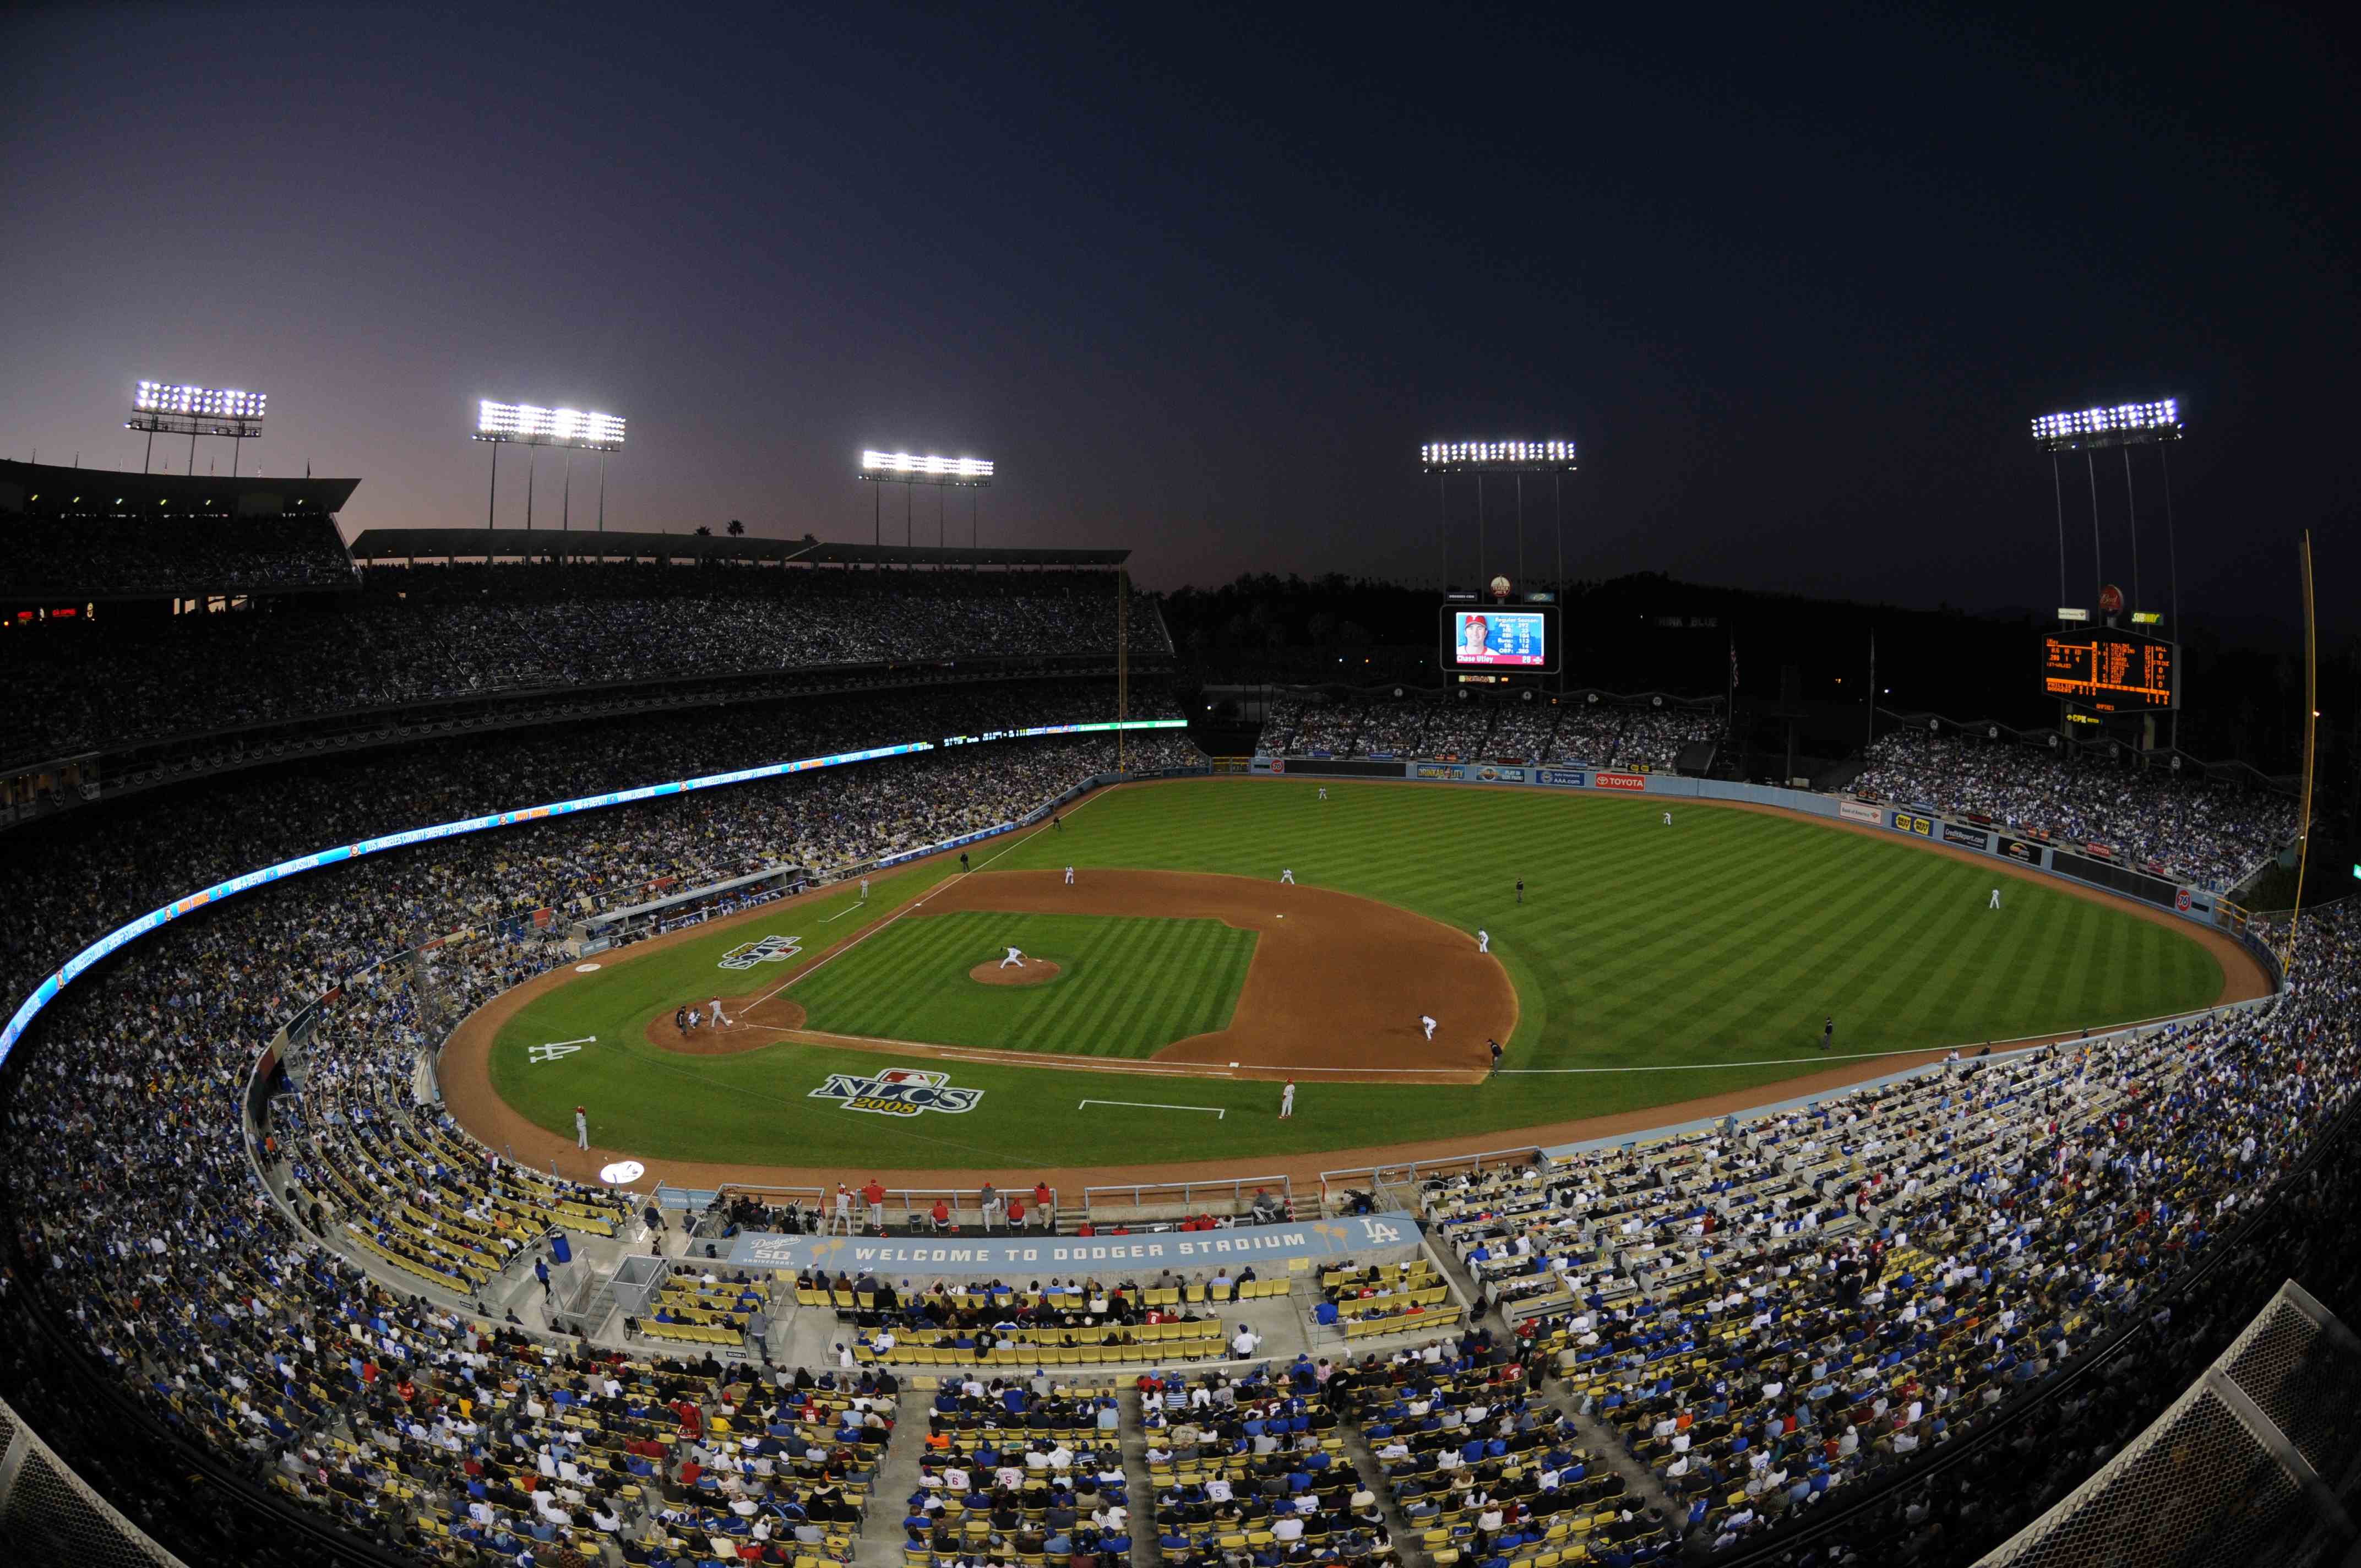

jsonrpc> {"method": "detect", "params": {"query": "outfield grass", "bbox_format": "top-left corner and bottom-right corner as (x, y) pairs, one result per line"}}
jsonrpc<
(791, 910), (1256, 1057)
(486, 776), (2231, 1168)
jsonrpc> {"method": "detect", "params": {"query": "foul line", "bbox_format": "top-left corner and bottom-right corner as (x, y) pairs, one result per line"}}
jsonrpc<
(819, 900), (868, 923)
(1079, 1099), (1226, 1118)
(751, 784), (1119, 1007)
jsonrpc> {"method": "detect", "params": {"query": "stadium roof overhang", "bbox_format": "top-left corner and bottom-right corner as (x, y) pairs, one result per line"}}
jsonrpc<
(345, 527), (1130, 567)
(0, 459), (359, 518)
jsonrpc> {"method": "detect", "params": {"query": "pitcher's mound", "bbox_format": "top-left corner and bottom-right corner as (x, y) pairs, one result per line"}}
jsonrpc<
(970, 957), (1062, 987)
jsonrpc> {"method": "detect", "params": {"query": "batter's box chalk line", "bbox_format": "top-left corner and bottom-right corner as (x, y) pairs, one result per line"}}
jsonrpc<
(1076, 1099), (1226, 1119)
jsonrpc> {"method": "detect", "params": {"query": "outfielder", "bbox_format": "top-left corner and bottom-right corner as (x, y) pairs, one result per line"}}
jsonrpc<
(1989, 888), (2001, 910)
(1420, 1014), (1437, 1042)
(1316, 787), (1328, 801)
(1000, 946), (1027, 970)
(1477, 929), (1490, 954)
(1279, 1080), (1296, 1119)
(1280, 868), (1296, 884)
(1662, 812), (1672, 827)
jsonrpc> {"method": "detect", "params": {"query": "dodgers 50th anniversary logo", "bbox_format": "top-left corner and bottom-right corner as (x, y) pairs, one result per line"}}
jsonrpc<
(719, 934), (801, 971)
(810, 1067), (984, 1117)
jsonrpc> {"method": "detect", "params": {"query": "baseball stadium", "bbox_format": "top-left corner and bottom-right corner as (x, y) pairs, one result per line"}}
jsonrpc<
(5, 13), (2358, 1566)
(1, 447), (2351, 1568)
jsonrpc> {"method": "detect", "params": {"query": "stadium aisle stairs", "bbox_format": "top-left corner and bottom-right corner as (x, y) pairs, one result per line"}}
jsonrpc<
(855, 1391), (932, 1568)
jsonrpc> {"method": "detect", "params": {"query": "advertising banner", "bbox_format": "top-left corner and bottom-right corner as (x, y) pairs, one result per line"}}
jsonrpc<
(727, 1211), (1420, 1275)
(1837, 800), (1883, 824)
(1534, 769), (1587, 788)
(1890, 811), (1934, 837)
(1942, 824), (1990, 851)
(1416, 764), (1466, 780)
(1593, 772), (1647, 792)
(1472, 765), (1528, 783)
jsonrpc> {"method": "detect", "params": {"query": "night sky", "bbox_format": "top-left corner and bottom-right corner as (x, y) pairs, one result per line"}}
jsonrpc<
(3, 3), (2353, 626)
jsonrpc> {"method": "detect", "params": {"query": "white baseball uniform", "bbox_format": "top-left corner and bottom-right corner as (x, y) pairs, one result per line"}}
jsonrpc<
(1064, 866), (1075, 884)
(1662, 812), (1672, 826)
(1317, 787), (1327, 800)
(574, 1109), (589, 1150)
(1280, 869), (1295, 884)
(860, 879), (869, 899)
(1477, 930), (1489, 954)
(1000, 946), (1026, 969)
(1989, 889), (2001, 909)
(1420, 1015), (1437, 1041)
(1280, 1082), (1296, 1118)
(688, 1008), (701, 1030)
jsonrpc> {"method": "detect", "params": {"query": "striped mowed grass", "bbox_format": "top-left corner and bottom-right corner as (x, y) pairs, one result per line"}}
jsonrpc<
(981, 778), (2224, 1069)
(791, 910), (1257, 1057)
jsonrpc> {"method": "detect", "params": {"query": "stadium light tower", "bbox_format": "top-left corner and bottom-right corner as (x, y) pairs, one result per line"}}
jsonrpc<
(127, 382), (266, 477)
(2030, 399), (2184, 627)
(859, 451), (994, 548)
(1418, 441), (1579, 596)
(474, 401), (627, 531)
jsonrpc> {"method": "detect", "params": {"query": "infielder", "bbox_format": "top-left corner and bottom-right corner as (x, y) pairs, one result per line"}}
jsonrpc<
(999, 946), (1027, 970)
(1280, 868), (1296, 884)
(1064, 865), (1075, 885)
(1420, 1014), (1438, 1042)
(1989, 888), (2001, 910)
(1477, 929), (1490, 954)
(574, 1104), (589, 1150)
(1279, 1080), (1296, 1119)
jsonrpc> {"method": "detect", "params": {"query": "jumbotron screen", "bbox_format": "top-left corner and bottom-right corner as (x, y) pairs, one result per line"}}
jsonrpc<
(1438, 603), (1559, 673)
(2041, 628), (2178, 712)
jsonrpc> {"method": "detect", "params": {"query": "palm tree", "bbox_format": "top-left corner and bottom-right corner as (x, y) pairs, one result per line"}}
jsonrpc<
(694, 524), (712, 537)
(727, 519), (745, 536)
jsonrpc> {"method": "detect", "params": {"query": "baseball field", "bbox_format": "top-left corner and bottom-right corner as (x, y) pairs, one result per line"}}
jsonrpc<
(454, 774), (2261, 1183)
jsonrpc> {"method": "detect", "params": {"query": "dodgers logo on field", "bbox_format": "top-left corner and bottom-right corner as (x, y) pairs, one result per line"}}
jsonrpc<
(719, 934), (802, 971)
(809, 1067), (985, 1118)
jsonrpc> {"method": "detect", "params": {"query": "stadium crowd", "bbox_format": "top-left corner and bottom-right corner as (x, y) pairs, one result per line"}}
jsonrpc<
(0, 678), (1200, 1563)
(0, 510), (357, 598)
(1, 565), (1168, 766)
(1854, 728), (2298, 891)
(1259, 694), (1721, 769)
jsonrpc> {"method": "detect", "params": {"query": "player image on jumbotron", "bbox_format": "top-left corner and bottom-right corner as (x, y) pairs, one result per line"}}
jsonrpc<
(1454, 609), (1546, 667)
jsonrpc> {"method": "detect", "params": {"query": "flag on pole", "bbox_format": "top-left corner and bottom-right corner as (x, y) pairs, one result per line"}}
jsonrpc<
(1728, 636), (1739, 692)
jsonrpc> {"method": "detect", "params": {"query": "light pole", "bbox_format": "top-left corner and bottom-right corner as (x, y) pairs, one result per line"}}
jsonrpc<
(475, 401), (627, 536)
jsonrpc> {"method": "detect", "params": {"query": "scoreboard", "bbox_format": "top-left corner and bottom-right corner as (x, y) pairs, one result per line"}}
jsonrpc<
(2041, 628), (2178, 712)
(1439, 602), (1560, 674)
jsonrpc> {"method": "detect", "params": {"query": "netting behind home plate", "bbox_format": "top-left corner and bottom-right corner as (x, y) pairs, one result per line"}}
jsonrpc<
(0, 1392), (185, 1567)
(1976, 1281), (2361, 1567)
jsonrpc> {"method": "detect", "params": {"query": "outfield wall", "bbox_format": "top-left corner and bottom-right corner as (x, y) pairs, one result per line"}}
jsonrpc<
(1250, 754), (2278, 984)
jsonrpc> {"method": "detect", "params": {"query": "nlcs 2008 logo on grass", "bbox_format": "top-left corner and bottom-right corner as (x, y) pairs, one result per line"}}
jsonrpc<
(809, 1067), (985, 1117)
(718, 934), (802, 970)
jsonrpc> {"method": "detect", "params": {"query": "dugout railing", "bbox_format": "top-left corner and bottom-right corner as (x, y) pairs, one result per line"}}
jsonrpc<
(1078, 1174), (1295, 1224)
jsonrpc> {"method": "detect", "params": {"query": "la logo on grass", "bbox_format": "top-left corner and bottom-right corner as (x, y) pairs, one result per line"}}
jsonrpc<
(810, 1066), (984, 1117)
(719, 934), (801, 970)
